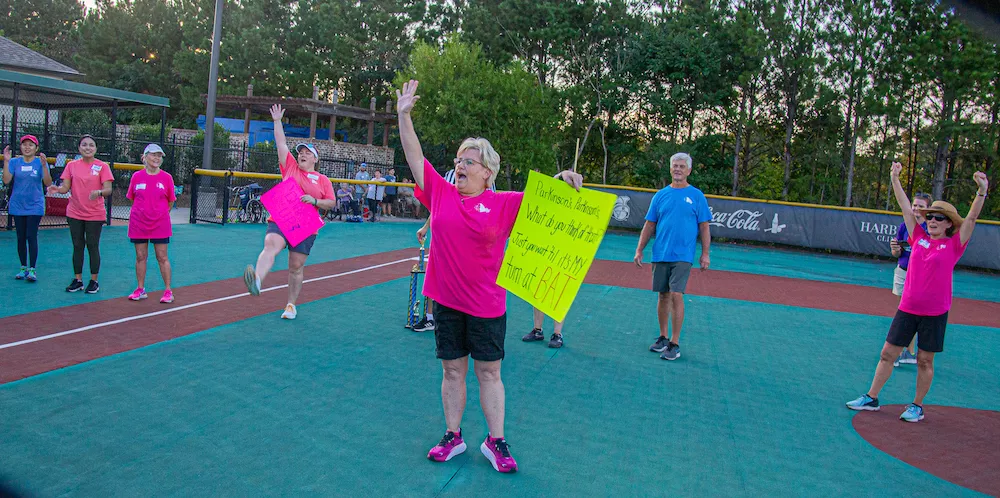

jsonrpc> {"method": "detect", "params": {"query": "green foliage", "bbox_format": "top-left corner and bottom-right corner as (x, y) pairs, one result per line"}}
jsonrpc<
(0, 0), (84, 66)
(180, 123), (233, 183)
(247, 142), (278, 174)
(395, 38), (562, 190)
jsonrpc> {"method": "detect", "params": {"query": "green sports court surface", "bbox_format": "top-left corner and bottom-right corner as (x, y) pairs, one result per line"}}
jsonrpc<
(1, 222), (997, 496)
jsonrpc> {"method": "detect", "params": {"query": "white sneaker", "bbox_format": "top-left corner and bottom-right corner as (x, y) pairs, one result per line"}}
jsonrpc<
(281, 304), (297, 319)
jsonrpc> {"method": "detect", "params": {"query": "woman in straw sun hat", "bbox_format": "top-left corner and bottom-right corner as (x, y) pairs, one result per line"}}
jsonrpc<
(847, 163), (989, 423)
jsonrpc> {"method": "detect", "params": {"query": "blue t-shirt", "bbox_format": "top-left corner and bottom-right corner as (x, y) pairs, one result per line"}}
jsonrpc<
(385, 174), (397, 195)
(645, 185), (712, 264)
(8, 157), (46, 216)
(895, 221), (928, 271)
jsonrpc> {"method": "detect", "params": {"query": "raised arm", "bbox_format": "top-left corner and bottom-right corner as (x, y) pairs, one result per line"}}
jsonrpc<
(890, 162), (916, 238)
(396, 80), (426, 190)
(270, 104), (291, 164)
(961, 171), (989, 245)
(634, 220), (656, 268)
(40, 153), (52, 187)
(1, 146), (11, 185)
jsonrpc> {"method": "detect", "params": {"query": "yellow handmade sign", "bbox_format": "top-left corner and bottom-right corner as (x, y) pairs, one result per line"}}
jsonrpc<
(497, 170), (616, 322)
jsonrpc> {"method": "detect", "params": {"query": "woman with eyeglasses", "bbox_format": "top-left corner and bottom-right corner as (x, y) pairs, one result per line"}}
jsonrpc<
(847, 163), (989, 423)
(888, 191), (932, 366)
(396, 80), (582, 473)
(47, 135), (113, 294)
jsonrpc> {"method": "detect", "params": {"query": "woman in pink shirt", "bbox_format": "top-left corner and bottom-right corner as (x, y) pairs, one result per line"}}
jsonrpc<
(243, 104), (337, 320)
(47, 135), (114, 294)
(847, 164), (989, 422)
(126, 144), (177, 304)
(396, 80), (583, 473)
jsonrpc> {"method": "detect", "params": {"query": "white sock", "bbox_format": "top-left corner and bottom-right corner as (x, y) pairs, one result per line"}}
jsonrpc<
(426, 313), (434, 321)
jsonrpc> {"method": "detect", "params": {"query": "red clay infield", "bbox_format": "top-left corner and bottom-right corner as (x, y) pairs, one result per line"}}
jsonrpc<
(1, 254), (997, 384)
(852, 405), (1000, 496)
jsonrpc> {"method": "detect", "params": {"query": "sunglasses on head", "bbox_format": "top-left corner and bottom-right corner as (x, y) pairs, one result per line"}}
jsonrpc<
(925, 214), (949, 222)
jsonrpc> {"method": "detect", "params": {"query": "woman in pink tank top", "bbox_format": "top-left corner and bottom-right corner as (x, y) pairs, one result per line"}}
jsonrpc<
(846, 164), (989, 422)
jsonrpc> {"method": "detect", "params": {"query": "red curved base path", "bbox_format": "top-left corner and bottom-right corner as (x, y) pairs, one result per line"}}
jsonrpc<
(1, 254), (997, 385)
(853, 406), (1000, 496)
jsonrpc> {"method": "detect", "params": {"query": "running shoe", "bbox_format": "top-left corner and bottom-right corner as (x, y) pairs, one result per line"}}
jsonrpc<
(413, 317), (435, 332)
(15, 266), (27, 280)
(66, 279), (84, 292)
(480, 435), (517, 473)
(548, 333), (563, 348)
(85, 280), (100, 294)
(660, 342), (680, 360)
(901, 350), (917, 365)
(650, 336), (670, 353)
(244, 265), (260, 296)
(893, 354), (901, 367)
(25, 268), (37, 283)
(846, 394), (880, 411)
(427, 430), (466, 462)
(160, 289), (174, 304)
(281, 304), (297, 319)
(128, 287), (148, 301)
(900, 403), (924, 422)
(522, 328), (544, 342)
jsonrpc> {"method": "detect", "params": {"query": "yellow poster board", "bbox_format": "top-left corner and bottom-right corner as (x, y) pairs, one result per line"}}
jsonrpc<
(497, 170), (616, 322)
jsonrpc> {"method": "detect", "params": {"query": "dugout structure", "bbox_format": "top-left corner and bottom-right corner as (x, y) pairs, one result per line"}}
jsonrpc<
(0, 67), (170, 229)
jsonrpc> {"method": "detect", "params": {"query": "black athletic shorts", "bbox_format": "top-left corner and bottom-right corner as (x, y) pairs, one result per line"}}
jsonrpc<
(131, 238), (170, 244)
(266, 221), (317, 255)
(652, 261), (692, 293)
(886, 309), (948, 353)
(434, 302), (507, 362)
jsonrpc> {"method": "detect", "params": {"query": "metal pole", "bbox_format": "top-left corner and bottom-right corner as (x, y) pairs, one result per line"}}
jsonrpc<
(11, 83), (19, 146)
(202, 0), (224, 171)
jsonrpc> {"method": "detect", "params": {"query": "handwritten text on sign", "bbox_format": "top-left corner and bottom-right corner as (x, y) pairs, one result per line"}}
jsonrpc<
(497, 170), (615, 322)
(260, 178), (325, 247)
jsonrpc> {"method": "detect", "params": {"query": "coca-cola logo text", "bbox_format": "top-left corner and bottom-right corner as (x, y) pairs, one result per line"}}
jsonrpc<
(709, 207), (763, 231)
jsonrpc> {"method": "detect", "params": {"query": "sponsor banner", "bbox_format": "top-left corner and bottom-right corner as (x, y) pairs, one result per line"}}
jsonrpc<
(594, 187), (1000, 271)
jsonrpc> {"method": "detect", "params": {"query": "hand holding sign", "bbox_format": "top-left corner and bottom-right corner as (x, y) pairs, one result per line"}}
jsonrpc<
(260, 178), (325, 247)
(496, 170), (615, 322)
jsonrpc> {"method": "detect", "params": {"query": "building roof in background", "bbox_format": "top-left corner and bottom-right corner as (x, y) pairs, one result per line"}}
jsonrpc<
(0, 37), (81, 78)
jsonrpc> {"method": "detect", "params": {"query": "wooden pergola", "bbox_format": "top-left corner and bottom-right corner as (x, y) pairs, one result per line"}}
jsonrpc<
(207, 85), (397, 147)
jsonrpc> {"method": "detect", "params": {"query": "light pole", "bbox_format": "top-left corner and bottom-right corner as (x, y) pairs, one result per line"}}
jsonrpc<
(201, 0), (224, 170)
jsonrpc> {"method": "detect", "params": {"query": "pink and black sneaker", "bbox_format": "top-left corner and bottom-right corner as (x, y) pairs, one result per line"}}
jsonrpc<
(427, 430), (466, 462)
(480, 434), (517, 473)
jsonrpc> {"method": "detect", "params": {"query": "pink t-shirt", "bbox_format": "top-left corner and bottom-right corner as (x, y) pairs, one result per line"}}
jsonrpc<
(415, 159), (523, 318)
(61, 159), (114, 221)
(127, 169), (177, 239)
(281, 152), (336, 201)
(899, 224), (968, 316)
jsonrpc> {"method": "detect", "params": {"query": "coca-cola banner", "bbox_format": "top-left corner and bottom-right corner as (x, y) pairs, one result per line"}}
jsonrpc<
(594, 186), (1000, 271)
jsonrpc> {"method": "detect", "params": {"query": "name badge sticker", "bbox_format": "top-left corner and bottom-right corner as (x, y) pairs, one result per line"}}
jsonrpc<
(20, 165), (33, 172)
(136, 183), (147, 190)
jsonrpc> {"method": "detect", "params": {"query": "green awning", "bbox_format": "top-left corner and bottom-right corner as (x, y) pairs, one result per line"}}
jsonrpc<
(0, 68), (169, 109)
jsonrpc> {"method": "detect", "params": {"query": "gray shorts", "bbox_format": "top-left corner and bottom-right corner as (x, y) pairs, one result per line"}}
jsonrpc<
(266, 222), (317, 255)
(652, 262), (692, 294)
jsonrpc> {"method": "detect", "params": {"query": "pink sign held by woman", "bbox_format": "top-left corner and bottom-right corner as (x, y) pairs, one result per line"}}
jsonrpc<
(260, 178), (325, 247)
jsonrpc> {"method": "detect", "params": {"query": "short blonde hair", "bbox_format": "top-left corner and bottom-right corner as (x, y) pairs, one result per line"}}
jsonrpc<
(458, 137), (501, 187)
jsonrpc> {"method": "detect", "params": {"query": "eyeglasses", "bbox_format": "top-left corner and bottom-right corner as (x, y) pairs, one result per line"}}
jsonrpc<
(454, 157), (484, 168)
(925, 214), (949, 222)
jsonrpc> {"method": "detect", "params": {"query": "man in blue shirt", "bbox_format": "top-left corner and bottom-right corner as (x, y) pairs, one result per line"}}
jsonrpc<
(633, 152), (712, 361)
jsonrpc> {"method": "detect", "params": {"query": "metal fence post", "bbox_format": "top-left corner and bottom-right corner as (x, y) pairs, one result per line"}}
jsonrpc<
(189, 171), (199, 224)
(221, 172), (232, 225)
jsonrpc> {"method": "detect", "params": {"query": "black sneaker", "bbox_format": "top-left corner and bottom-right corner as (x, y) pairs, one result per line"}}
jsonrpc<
(66, 279), (84, 292)
(85, 280), (100, 294)
(413, 317), (435, 332)
(650, 336), (670, 352)
(522, 328), (544, 342)
(660, 342), (681, 360)
(548, 333), (563, 348)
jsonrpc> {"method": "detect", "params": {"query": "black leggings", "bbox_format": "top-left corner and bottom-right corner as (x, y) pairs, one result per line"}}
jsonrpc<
(13, 215), (42, 267)
(67, 217), (104, 276)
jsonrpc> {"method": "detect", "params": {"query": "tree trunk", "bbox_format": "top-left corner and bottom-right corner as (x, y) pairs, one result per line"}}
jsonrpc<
(732, 93), (747, 196)
(932, 88), (956, 201)
(599, 124), (608, 184)
(782, 86), (797, 200)
(845, 111), (862, 207)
